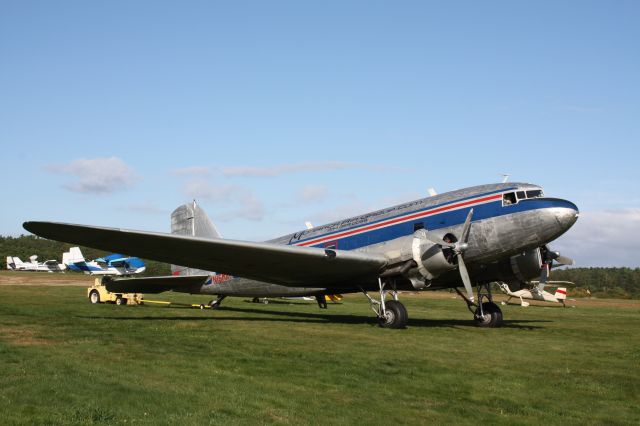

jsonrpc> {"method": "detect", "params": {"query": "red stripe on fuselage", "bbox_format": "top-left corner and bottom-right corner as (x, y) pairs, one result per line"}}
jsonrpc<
(555, 289), (567, 295)
(296, 193), (502, 247)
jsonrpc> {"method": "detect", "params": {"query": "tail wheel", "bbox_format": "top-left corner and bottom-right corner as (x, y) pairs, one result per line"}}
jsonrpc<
(89, 290), (100, 304)
(378, 300), (408, 329)
(474, 302), (503, 328)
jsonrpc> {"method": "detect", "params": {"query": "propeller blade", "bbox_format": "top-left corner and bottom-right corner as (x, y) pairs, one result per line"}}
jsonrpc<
(555, 255), (574, 266)
(457, 255), (474, 303)
(460, 209), (474, 243)
(423, 232), (456, 248)
(539, 263), (550, 285)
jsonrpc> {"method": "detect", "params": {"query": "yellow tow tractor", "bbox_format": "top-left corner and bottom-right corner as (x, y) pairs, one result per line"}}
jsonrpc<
(87, 278), (144, 306)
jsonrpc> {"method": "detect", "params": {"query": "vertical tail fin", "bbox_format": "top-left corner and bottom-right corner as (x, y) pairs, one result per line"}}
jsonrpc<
(67, 247), (86, 264)
(170, 200), (219, 276)
(6, 256), (15, 270)
(13, 257), (25, 266)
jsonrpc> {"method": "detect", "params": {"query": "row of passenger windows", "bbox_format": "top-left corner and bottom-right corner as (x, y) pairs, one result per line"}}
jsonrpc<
(503, 189), (544, 205)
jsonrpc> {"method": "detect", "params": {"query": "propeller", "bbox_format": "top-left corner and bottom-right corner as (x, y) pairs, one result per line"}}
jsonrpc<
(538, 246), (574, 287)
(425, 209), (475, 303)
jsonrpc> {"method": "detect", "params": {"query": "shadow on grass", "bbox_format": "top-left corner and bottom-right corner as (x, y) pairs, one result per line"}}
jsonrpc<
(78, 305), (551, 329)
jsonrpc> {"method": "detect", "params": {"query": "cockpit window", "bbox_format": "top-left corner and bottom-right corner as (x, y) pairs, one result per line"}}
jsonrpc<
(503, 192), (517, 205)
(503, 189), (544, 206)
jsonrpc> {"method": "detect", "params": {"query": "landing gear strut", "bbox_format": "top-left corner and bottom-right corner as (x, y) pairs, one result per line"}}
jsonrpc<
(208, 295), (226, 310)
(456, 283), (503, 328)
(362, 279), (408, 329)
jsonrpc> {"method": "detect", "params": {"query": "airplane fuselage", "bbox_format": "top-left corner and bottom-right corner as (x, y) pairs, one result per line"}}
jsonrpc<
(197, 183), (578, 297)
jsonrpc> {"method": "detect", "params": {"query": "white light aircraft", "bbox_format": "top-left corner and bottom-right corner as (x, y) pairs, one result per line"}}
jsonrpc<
(6, 255), (66, 272)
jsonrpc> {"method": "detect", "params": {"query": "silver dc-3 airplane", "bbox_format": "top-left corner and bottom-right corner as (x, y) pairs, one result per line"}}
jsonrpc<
(23, 182), (579, 329)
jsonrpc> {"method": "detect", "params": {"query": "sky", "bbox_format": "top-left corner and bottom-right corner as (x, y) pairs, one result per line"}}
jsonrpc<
(1, 0), (639, 267)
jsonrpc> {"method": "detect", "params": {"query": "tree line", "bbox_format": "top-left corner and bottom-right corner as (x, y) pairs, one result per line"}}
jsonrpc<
(551, 267), (640, 299)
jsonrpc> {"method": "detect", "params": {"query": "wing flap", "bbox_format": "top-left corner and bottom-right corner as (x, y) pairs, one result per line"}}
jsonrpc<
(23, 221), (388, 288)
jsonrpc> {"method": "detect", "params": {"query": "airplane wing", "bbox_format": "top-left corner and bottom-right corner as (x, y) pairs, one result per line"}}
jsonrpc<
(23, 222), (388, 288)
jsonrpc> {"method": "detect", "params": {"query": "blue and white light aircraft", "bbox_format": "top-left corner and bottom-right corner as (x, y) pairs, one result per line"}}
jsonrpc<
(63, 247), (146, 276)
(24, 182), (578, 328)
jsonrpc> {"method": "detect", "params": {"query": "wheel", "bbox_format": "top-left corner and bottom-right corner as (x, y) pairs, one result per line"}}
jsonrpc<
(115, 296), (126, 306)
(199, 304), (205, 310)
(378, 300), (408, 329)
(474, 302), (503, 328)
(89, 290), (100, 304)
(252, 297), (259, 303)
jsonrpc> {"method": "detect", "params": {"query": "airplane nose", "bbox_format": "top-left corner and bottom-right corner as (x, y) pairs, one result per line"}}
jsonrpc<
(554, 199), (579, 231)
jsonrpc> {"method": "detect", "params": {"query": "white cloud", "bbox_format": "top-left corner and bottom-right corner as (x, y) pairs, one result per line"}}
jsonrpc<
(221, 161), (395, 177)
(183, 179), (265, 221)
(171, 166), (212, 176)
(553, 209), (640, 267)
(125, 201), (166, 215)
(47, 157), (138, 194)
(297, 185), (329, 203)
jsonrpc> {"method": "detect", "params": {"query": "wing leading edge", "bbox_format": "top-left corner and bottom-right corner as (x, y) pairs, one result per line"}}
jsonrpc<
(23, 221), (388, 288)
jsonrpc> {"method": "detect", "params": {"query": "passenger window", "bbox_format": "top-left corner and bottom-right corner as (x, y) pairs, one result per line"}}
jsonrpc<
(503, 193), (517, 206)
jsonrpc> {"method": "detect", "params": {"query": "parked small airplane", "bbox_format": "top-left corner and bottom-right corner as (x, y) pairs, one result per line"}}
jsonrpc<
(24, 182), (579, 328)
(497, 282), (575, 307)
(497, 246), (576, 307)
(63, 247), (146, 276)
(6, 255), (66, 272)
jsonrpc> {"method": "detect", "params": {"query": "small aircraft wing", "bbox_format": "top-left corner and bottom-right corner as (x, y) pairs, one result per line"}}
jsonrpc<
(23, 222), (388, 288)
(531, 280), (577, 288)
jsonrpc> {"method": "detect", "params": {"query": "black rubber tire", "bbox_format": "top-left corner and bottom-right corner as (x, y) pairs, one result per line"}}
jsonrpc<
(474, 302), (503, 328)
(115, 296), (126, 306)
(89, 290), (100, 304)
(378, 300), (409, 329)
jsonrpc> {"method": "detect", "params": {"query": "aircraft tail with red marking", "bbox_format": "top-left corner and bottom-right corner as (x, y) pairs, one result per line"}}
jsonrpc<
(554, 287), (568, 300)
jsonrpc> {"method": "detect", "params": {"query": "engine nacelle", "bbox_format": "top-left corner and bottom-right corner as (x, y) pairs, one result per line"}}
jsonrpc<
(410, 230), (457, 285)
(509, 248), (542, 284)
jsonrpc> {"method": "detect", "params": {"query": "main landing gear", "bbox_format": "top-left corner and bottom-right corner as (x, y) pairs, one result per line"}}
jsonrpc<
(208, 295), (226, 310)
(362, 279), (408, 329)
(455, 282), (503, 328)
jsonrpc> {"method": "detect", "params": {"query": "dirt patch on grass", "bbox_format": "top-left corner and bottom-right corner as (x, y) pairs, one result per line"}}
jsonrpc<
(0, 326), (54, 346)
(0, 272), (92, 287)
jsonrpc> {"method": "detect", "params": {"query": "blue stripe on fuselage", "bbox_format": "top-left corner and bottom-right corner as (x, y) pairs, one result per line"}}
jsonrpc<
(296, 196), (566, 251)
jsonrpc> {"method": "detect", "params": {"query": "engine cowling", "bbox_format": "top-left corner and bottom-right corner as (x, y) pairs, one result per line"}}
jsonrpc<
(410, 229), (457, 286)
(509, 248), (543, 285)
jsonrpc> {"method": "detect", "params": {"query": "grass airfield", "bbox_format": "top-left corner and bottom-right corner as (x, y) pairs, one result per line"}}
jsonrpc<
(1, 272), (639, 425)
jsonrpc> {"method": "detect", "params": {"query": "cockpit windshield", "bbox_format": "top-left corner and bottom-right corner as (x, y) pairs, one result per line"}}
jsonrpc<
(502, 188), (544, 206)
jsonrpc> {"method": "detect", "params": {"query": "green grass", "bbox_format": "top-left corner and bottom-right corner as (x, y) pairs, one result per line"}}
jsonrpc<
(1, 284), (639, 425)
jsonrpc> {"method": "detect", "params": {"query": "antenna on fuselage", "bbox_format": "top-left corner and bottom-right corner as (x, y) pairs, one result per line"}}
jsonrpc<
(500, 174), (510, 183)
(427, 188), (437, 197)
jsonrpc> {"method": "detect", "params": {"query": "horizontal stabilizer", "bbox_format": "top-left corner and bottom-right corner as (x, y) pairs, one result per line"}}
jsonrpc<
(104, 275), (210, 294)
